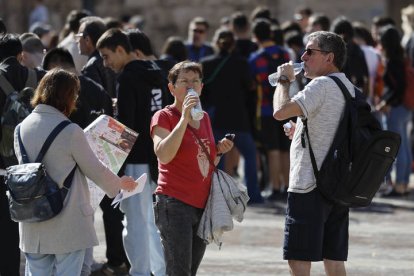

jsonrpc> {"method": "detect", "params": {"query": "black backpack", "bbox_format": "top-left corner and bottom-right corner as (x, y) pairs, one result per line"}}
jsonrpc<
(0, 69), (37, 167)
(302, 76), (401, 207)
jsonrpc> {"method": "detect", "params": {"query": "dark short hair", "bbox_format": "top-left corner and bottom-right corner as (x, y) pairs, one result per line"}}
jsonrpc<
(66, 9), (90, 33)
(126, 29), (154, 56)
(79, 16), (107, 47)
(213, 28), (235, 52)
(310, 13), (331, 31)
(250, 6), (271, 21)
(161, 36), (187, 62)
(31, 68), (80, 115)
(307, 31), (347, 70)
(42, 47), (75, 70)
(231, 12), (249, 32)
(0, 33), (23, 61)
(252, 19), (272, 42)
(96, 28), (132, 53)
(189, 17), (209, 30)
(331, 16), (354, 42)
(168, 61), (203, 85)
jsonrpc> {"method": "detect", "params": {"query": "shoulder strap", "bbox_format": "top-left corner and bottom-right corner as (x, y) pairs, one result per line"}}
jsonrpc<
(203, 55), (231, 85)
(0, 72), (15, 96)
(329, 75), (353, 101)
(17, 125), (30, 163)
(35, 121), (72, 163)
(25, 69), (37, 88)
(304, 75), (353, 182)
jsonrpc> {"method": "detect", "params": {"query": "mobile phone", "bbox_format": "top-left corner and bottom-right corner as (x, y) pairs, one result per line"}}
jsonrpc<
(225, 133), (235, 141)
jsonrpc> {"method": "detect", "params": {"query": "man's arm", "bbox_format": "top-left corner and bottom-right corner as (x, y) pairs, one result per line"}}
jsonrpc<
(273, 80), (303, 121)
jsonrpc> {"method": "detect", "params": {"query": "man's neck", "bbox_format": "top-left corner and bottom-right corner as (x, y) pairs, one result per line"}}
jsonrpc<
(259, 40), (275, 49)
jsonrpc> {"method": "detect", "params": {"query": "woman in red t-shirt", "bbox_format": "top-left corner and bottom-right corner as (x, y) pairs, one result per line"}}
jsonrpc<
(150, 61), (233, 276)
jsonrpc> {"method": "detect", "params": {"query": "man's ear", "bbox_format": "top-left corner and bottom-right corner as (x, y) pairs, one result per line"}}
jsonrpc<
(17, 52), (24, 63)
(326, 52), (334, 64)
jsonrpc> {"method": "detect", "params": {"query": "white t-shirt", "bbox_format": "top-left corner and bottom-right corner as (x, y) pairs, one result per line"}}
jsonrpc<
(288, 72), (355, 193)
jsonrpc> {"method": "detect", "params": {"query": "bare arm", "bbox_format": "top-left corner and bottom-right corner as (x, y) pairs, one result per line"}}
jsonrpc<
(273, 62), (304, 121)
(152, 93), (198, 164)
(152, 117), (188, 164)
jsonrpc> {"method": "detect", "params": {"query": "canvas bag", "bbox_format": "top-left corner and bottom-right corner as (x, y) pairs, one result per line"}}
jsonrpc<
(5, 121), (76, 222)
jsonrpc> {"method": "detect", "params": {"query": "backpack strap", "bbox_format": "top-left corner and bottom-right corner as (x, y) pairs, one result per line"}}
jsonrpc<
(17, 121), (76, 198)
(329, 76), (353, 101)
(0, 72), (15, 96)
(302, 75), (353, 183)
(16, 125), (30, 164)
(203, 55), (231, 85)
(35, 121), (72, 163)
(25, 69), (37, 88)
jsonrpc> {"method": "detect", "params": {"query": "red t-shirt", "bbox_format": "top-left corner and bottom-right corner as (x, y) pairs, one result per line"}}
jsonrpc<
(150, 106), (216, 208)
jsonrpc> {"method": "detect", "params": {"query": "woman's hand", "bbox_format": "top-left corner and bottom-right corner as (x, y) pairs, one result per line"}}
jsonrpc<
(181, 92), (199, 122)
(119, 175), (137, 192)
(216, 136), (234, 155)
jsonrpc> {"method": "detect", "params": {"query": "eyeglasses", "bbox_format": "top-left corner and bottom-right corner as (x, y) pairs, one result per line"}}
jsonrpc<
(192, 29), (206, 34)
(175, 78), (202, 87)
(304, 48), (330, 56)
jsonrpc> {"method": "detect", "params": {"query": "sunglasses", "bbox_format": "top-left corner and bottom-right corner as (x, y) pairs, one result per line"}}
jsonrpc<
(304, 48), (330, 56)
(192, 29), (206, 34)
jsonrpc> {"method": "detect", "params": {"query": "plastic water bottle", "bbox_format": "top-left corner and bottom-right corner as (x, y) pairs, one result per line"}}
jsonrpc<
(187, 88), (204, 120)
(268, 62), (304, 87)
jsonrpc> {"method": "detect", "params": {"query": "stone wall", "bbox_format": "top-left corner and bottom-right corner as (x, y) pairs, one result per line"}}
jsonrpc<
(0, 0), (412, 54)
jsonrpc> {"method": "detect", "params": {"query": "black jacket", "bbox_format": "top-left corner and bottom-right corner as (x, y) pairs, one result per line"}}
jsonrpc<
(69, 75), (113, 129)
(117, 60), (165, 164)
(201, 52), (255, 132)
(81, 50), (117, 98)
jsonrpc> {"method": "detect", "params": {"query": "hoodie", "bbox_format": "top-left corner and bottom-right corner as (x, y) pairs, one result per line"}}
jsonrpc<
(117, 59), (166, 164)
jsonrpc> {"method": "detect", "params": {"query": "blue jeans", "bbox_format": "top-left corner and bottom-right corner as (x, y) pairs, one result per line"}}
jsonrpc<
(387, 105), (413, 184)
(24, 249), (85, 276)
(154, 195), (206, 276)
(213, 130), (263, 203)
(120, 164), (165, 276)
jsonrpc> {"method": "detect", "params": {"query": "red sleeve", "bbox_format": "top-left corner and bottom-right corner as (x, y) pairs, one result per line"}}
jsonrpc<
(150, 108), (173, 137)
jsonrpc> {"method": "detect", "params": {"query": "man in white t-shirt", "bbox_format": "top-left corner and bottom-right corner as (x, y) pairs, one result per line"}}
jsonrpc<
(273, 31), (352, 276)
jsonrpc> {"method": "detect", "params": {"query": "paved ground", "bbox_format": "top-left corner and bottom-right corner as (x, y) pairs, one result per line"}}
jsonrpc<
(92, 192), (414, 276)
(18, 191), (414, 275)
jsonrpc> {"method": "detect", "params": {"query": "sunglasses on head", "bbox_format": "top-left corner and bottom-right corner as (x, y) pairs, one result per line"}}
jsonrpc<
(304, 48), (330, 56)
(192, 29), (206, 34)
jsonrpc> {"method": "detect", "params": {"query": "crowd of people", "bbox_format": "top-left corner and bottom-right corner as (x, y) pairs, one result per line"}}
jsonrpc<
(1, 2), (414, 276)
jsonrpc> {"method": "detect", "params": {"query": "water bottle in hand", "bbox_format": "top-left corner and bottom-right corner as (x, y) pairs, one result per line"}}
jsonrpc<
(268, 62), (304, 87)
(187, 88), (204, 120)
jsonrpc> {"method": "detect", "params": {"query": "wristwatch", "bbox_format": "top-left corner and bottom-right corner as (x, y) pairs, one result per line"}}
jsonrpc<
(278, 75), (290, 84)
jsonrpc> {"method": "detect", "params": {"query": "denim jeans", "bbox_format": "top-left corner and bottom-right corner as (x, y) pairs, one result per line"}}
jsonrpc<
(120, 164), (165, 276)
(213, 129), (263, 203)
(24, 249), (85, 276)
(154, 194), (207, 276)
(387, 105), (413, 184)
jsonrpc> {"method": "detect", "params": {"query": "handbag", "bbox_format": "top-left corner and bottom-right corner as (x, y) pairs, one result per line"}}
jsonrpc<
(5, 121), (76, 223)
